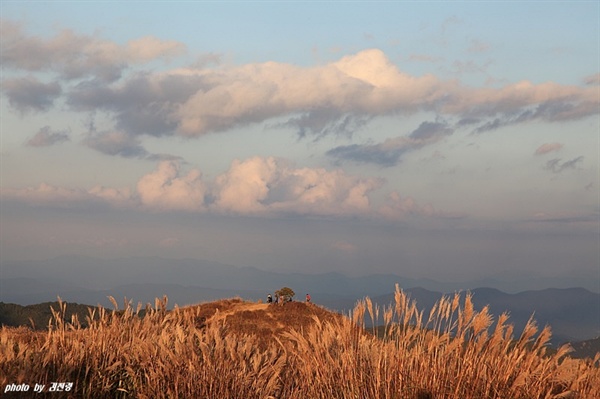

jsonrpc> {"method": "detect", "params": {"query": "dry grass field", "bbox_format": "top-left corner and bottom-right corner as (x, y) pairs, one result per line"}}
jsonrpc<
(1, 285), (599, 398)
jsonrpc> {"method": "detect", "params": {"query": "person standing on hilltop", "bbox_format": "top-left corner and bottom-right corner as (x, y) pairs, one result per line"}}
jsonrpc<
(306, 293), (311, 303)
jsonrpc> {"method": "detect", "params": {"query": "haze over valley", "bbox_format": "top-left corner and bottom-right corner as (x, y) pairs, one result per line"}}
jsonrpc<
(1, 1), (598, 355)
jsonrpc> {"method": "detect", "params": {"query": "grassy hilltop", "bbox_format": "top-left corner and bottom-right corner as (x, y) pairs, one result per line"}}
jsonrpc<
(1, 287), (599, 399)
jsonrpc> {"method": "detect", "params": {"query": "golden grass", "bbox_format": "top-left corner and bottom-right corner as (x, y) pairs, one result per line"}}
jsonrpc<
(1, 286), (599, 398)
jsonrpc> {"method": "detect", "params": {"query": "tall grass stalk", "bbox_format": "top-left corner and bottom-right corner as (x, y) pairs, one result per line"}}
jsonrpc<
(1, 286), (598, 398)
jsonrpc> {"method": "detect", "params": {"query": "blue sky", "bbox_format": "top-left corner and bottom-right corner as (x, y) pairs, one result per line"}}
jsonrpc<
(1, 1), (598, 289)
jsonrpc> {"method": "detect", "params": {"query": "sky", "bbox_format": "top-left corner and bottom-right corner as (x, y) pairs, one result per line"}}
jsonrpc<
(1, 1), (599, 288)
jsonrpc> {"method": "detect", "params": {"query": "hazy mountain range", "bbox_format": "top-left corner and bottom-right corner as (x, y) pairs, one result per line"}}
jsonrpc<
(1, 255), (599, 344)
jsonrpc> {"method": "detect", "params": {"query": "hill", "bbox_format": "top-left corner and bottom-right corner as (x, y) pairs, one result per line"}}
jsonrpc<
(2, 256), (599, 345)
(369, 286), (600, 345)
(3, 255), (598, 304)
(186, 297), (348, 349)
(180, 297), (600, 359)
(0, 301), (102, 330)
(570, 336), (600, 360)
(2, 295), (598, 359)
(2, 290), (599, 399)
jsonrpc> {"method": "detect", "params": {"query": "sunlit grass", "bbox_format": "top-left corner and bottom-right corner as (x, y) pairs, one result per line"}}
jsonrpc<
(1, 286), (598, 398)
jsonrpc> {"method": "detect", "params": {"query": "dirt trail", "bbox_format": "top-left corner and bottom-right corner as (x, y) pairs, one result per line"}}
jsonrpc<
(208, 302), (270, 323)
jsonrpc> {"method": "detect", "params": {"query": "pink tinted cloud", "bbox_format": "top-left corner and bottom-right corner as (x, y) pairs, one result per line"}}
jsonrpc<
(211, 156), (383, 216)
(136, 161), (206, 212)
(534, 142), (563, 155)
(4, 20), (597, 138)
(27, 126), (70, 147)
(1, 20), (186, 81)
(2, 157), (462, 221)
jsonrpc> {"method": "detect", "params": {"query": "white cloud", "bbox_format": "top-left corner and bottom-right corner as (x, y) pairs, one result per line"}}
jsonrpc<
(211, 156), (383, 216)
(2, 19), (597, 147)
(212, 157), (279, 214)
(83, 130), (148, 158)
(1, 20), (186, 81)
(0, 157), (401, 219)
(268, 164), (381, 216)
(130, 49), (600, 138)
(136, 161), (206, 212)
(4, 19), (596, 141)
(2, 76), (61, 113)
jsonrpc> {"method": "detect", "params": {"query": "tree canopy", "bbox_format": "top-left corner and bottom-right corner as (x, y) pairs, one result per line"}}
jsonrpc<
(275, 287), (295, 301)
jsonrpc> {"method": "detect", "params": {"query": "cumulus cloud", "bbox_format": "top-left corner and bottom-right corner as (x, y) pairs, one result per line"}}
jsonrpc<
(2, 155), (471, 225)
(1, 20), (186, 82)
(1, 157), (392, 218)
(133, 157), (382, 216)
(4, 20), (598, 144)
(212, 157), (280, 214)
(136, 161), (206, 212)
(68, 73), (203, 136)
(544, 156), (584, 173)
(26, 126), (70, 147)
(1, 162), (204, 212)
(211, 156), (383, 216)
(83, 130), (148, 158)
(80, 126), (182, 160)
(2, 76), (61, 113)
(134, 50), (598, 138)
(534, 142), (563, 155)
(327, 120), (453, 166)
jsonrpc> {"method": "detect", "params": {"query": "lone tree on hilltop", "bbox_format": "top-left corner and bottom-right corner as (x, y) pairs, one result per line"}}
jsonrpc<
(275, 287), (295, 302)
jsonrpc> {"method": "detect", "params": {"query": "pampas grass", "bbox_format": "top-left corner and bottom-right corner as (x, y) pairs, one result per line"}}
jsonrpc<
(1, 286), (598, 398)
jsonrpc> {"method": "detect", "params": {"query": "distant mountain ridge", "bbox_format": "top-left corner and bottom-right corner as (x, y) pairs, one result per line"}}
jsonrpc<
(1, 255), (599, 344)
(369, 286), (600, 345)
(1, 278), (598, 344)
(2, 255), (598, 295)
(1, 298), (598, 360)
(570, 336), (600, 359)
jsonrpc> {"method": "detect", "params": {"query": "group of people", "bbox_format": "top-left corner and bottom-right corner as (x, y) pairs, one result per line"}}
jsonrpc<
(266, 294), (284, 304)
(266, 293), (311, 304)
